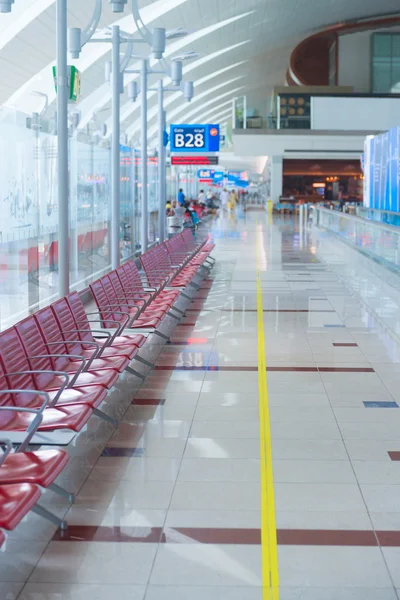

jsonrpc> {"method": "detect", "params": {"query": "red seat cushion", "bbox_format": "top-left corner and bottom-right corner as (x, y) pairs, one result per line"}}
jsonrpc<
(0, 450), (69, 488)
(0, 483), (41, 530)
(0, 403), (92, 433)
(44, 368), (119, 391)
(0, 530), (5, 547)
(47, 385), (107, 409)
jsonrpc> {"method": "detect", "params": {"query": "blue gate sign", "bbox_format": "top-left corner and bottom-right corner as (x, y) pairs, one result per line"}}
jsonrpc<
(170, 124), (220, 153)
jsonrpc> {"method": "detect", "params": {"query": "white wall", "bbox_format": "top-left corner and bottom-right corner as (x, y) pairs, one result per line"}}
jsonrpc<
(233, 131), (367, 157)
(338, 32), (372, 93)
(338, 27), (400, 93)
(311, 96), (400, 131)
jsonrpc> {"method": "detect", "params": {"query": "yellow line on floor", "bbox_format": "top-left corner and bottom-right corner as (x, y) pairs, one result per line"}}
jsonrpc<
(256, 227), (280, 599)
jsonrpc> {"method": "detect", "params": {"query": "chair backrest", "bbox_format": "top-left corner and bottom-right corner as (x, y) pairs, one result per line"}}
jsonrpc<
(108, 271), (129, 301)
(0, 327), (49, 405)
(66, 292), (94, 342)
(121, 262), (144, 291)
(0, 358), (13, 408)
(51, 299), (87, 355)
(101, 275), (131, 315)
(140, 246), (170, 286)
(14, 316), (57, 388)
(90, 279), (122, 327)
(34, 307), (70, 370)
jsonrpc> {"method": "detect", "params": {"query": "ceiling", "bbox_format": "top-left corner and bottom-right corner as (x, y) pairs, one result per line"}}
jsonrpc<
(1, 0), (400, 148)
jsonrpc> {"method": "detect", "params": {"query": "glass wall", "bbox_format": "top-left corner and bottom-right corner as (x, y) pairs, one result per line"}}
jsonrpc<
(69, 139), (111, 290)
(0, 107), (151, 330)
(0, 109), (59, 328)
(372, 33), (400, 93)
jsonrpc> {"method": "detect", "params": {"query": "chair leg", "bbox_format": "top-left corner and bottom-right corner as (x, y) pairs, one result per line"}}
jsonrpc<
(48, 482), (75, 503)
(154, 330), (170, 341)
(170, 305), (185, 316)
(180, 291), (193, 301)
(133, 355), (155, 369)
(92, 407), (119, 425)
(32, 502), (69, 531)
(167, 310), (181, 321)
(124, 365), (146, 380)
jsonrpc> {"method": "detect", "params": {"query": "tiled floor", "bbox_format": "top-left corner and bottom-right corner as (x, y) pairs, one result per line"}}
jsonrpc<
(5, 212), (400, 599)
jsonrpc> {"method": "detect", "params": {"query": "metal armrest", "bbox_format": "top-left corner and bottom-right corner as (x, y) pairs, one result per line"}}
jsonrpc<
(5, 369), (70, 405)
(0, 439), (13, 465)
(0, 389), (51, 451)
(58, 334), (100, 369)
(27, 353), (87, 387)
(85, 312), (126, 337)
(93, 305), (141, 329)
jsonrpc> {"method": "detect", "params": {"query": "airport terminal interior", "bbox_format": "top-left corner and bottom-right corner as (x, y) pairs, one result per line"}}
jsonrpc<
(3, 1), (400, 599)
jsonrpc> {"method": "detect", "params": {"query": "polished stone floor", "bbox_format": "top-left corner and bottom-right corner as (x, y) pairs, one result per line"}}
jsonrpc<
(3, 211), (400, 599)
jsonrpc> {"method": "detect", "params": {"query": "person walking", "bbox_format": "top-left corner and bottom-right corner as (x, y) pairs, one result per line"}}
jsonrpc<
(178, 188), (186, 206)
(220, 188), (229, 211)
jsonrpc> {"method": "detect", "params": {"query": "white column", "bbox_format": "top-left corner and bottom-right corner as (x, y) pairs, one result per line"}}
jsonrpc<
(56, 0), (69, 296)
(271, 155), (283, 203)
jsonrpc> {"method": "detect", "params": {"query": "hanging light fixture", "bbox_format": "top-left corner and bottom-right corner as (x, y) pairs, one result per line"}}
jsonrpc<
(109, 0), (127, 13)
(0, 0), (14, 12)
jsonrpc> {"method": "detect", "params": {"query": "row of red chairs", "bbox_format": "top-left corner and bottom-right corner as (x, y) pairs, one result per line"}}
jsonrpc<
(0, 229), (215, 545)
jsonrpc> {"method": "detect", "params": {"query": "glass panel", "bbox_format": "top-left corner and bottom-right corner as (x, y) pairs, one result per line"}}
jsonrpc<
(373, 33), (391, 58)
(120, 147), (134, 261)
(0, 109), (58, 329)
(69, 138), (111, 292)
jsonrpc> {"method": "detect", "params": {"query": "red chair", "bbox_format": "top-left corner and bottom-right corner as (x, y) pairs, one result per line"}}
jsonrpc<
(0, 438), (69, 532)
(15, 316), (120, 390)
(66, 292), (154, 377)
(108, 271), (177, 324)
(117, 263), (181, 312)
(140, 245), (199, 290)
(0, 326), (108, 413)
(66, 291), (146, 358)
(0, 483), (41, 533)
(0, 438), (72, 505)
(0, 385), (92, 443)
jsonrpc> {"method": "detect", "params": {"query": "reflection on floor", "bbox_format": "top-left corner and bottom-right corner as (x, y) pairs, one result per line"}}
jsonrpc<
(3, 212), (400, 599)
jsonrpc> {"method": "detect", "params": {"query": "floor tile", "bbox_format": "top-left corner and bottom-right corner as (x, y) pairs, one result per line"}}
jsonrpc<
(272, 439), (348, 460)
(164, 509), (260, 529)
(178, 458), (260, 482)
(275, 483), (367, 512)
(184, 438), (261, 459)
(170, 481), (260, 510)
(19, 583), (146, 600)
(29, 542), (158, 584)
(273, 460), (357, 483)
(190, 421), (260, 439)
(278, 546), (392, 588)
(76, 480), (175, 509)
(149, 544), (262, 586)
(145, 585), (262, 600)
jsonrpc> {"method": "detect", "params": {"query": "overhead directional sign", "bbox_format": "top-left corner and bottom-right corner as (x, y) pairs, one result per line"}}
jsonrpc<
(170, 124), (220, 153)
(171, 156), (219, 166)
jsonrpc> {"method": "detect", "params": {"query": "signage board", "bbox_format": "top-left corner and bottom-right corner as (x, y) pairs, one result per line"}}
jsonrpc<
(171, 156), (219, 166)
(197, 169), (213, 179)
(170, 124), (220, 153)
(52, 65), (81, 103)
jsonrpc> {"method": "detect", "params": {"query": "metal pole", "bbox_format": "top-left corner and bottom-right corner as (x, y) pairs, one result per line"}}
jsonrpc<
(157, 80), (165, 242)
(111, 25), (121, 269)
(140, 59), (148, 253)
(56, 0), (69, 296)
(162, 108), (167, 241)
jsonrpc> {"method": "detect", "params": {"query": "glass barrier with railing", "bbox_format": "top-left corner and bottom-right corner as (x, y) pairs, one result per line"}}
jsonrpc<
(315, 206), (400, 271)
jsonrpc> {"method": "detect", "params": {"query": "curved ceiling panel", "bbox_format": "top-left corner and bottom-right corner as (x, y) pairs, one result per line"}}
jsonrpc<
(1, 0), (400, 139)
